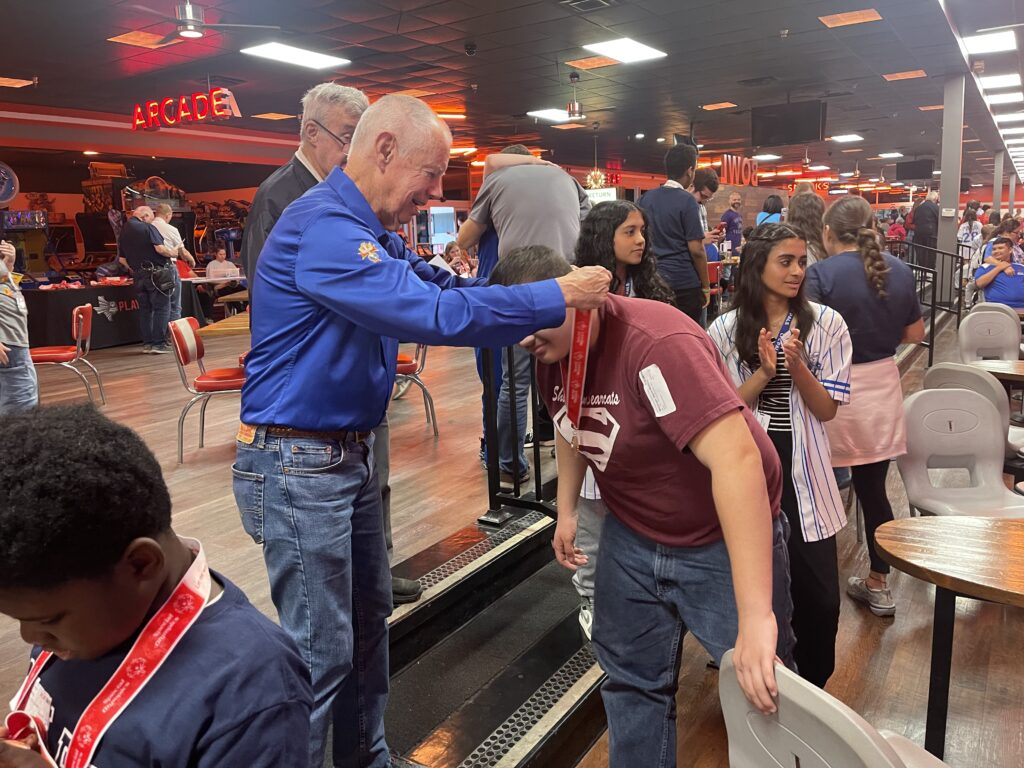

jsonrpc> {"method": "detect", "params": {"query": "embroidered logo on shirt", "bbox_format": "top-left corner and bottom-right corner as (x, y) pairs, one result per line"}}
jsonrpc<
(358, 242), (381, 263)
(0, 286), (12, 298)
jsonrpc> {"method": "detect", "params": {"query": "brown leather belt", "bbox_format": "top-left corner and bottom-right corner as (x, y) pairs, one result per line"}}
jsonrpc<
(264, 425), (371, 442)
(237, 423), (372, 445)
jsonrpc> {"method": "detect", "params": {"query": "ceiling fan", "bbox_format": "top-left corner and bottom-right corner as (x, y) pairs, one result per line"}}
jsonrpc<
(127, 2), (281, 44)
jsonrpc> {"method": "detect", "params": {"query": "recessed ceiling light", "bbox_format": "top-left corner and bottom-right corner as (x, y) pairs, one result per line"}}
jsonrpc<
(753, 153), (781, 161)
(656, 137), (666, 143)
(879, 152), (904, 158)
(933, 170), (941, 175)
(829, 188), (850, 195)
(436, 113), (466, 120)
(883, 70), (926, 81)
(980, 73), (1023, 89)
(775, 170), (801, 176)
(830, 134), (864, 143)
(470, 160), (485, 167)
(841, 148), (863, 153)
(634, 133), (645, 139)
(82, 150), (99, 156)
(891, 181), (905, 187)
(1002, 127), (1024, 134)
(251, 112), (295, 120)
(1005, 138), (1024, 144)
(987, 91), (1024, 105)
(240, 42), (350, 70)
(996, 112), (1024, 122)
(840, 171), (856, 177)
(808, 164), (830, 171)
(696, 144), (705, 149)
(971, 183), (984, 187)
(0, 76), (34, 88)
(700, 102), (737, 111)
(450, 147), (477, 155)
(818, 9), (882, 28)
(918, 104), (944, 111)
(869, 177), (880, 182)
(962, 138), (980, 143)
(582, 38), (667, 64)
(527, 108), (580, 123)
(963, 30), (1017, 55)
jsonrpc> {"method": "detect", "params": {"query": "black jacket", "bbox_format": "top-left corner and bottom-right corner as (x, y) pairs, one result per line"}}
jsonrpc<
(240, 154), (317, 280)
(913, 200), (940, 238)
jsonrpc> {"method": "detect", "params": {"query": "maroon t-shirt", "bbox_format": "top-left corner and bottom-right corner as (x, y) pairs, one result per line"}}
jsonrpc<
(536, 294), (782, 548)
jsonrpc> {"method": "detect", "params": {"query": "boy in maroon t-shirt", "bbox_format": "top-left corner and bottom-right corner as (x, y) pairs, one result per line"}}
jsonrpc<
(490, 245), (794, 768)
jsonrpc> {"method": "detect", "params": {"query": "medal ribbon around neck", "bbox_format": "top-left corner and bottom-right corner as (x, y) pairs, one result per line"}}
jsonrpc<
(560, 309), (593, 451)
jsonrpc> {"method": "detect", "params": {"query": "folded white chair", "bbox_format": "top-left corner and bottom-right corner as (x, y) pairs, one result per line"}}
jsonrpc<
(970, 302), (1024, 357)
(958, 310), (1021, 363)
(719, 649), (949, 767)
(923, 362), (1024, 457)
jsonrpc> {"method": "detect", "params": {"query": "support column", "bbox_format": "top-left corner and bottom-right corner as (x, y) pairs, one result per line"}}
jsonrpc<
(993, 150), (1005, 214)
(1010, 172), (1017, 216)
(936, 75), (964, 306)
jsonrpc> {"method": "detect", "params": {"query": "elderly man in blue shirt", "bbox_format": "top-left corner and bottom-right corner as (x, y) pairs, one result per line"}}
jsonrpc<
(234, 94), (610, 768)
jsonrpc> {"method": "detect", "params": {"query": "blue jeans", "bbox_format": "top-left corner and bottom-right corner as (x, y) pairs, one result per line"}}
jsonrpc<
(168, 266), (183, 323)
(233, 428), (391, 768)
(593, 513), (795, 768)
(0, 345), (38, 413)
(134, 275), (171, 347)
(497, 344), (531, 474)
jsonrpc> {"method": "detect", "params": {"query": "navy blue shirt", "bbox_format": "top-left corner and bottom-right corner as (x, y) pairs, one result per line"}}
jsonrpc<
(804, 251), (922, 364)
(243, 168), (566, 431)
(117, 217), (166, 272)
(30, 574), (311, 768)
(638, 184), (705, 291)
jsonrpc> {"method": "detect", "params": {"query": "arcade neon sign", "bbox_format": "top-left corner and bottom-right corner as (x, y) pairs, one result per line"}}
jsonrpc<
(131, 87), (242, 131)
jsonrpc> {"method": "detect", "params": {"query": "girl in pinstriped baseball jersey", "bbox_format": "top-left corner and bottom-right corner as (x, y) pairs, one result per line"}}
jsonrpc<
(709, 222), (852, 688)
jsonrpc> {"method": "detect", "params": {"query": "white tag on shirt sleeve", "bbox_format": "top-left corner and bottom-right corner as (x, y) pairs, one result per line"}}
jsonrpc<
(639, 364), (677, 417)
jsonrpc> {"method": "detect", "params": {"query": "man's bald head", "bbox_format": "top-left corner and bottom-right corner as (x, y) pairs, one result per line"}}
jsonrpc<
(345, 95), (453, 230)
(349, 94), (451, 160)
(133, 206), (155, 223)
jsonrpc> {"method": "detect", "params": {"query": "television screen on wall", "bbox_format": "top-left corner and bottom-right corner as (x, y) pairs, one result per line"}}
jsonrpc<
(751, 101), (827, 147)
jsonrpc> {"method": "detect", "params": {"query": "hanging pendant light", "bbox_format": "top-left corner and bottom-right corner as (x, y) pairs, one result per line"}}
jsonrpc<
(566, 71), (584, 120)
(586, 130), (606, 189)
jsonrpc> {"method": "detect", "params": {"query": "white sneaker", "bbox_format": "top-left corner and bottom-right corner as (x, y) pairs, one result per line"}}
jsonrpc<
(578, 599), (593, 641)
(846, 576), (896, 617)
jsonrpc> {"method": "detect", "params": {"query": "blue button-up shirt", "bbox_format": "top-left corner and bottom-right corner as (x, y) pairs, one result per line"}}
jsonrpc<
(242, 168), (566, 431)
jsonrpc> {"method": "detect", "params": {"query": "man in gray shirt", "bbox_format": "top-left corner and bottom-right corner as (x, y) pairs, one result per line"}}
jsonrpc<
(0, 239), (37, 413)
(458, 146), (591, 486)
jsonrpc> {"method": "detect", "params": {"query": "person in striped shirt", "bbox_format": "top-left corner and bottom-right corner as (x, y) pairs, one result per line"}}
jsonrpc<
(709, 223), (852, 688)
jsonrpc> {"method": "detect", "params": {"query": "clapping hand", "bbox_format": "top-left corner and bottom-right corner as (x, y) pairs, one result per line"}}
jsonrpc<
(782, 327), (805, 373)
(757, 329), (776, 378)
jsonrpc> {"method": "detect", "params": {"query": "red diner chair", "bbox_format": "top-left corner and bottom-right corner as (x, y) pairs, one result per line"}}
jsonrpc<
(168, 317), (246, 463)
(30, 303), (106, 405)
(394, 344), (438, 436)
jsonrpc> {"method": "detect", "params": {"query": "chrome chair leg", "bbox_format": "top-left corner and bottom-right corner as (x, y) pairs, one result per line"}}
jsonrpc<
(78, 359), (106, 405)
(198, 395), (212, 448)
(177, 394), (206, 463)
(408, 375), (439, 437)
(58, 362), (94, 404)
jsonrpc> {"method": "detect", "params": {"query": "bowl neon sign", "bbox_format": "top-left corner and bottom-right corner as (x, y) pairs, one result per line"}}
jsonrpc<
(131, 87), (242, 131)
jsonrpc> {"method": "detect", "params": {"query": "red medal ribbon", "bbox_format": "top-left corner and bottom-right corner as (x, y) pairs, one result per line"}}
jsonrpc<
(8, 538), (211, 768)
(560, 309), (593, 448)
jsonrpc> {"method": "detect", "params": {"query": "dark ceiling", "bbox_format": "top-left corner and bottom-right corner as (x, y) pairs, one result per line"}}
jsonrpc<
(0, 0), (1011, 185)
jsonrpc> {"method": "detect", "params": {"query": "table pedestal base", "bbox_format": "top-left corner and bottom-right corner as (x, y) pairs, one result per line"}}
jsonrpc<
(925, 587), (956, 759)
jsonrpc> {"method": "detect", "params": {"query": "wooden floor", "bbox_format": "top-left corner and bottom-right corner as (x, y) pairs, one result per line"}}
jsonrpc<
(2, 320), (1022, 768)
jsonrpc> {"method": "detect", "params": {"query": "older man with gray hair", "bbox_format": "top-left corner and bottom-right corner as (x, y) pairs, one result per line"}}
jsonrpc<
(241, 82), (369, 282)
(117, 205), (176, 353)
(235, 93), (610, 768)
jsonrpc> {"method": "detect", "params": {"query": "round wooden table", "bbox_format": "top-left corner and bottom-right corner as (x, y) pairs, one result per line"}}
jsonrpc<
(875, 516), (1024, 759)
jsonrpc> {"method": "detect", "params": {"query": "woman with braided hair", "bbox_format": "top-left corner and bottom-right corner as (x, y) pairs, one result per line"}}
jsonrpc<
(804, 195), (925, 618)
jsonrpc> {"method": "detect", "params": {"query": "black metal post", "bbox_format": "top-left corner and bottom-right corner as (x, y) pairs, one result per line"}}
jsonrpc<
(478, 348), (513, 527)
(925, 587), (956, 759)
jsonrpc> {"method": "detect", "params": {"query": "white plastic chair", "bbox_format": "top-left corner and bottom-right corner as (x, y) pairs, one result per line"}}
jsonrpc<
(970, 302), (1024, 357)
(897, 388), (1024, 518)
(719, 650), (948, 767)
(957, 310), (1021, 362)
(924, 362), (1024, 458)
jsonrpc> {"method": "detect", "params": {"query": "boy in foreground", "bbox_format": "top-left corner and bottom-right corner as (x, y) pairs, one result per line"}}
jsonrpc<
(0, 405), (312, 767)
(490, 246), (795, 768)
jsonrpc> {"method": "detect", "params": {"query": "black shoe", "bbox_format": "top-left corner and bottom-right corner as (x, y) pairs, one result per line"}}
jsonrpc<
(523, 431), (536, 448)
(392, 576), (423, 605)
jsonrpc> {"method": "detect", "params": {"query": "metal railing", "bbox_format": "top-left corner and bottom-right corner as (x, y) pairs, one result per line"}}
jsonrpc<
(886, 239), (966, 329)
(478, 347), (556, 526)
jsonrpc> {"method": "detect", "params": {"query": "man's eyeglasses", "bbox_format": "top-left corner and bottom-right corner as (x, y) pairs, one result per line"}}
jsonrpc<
(311, 119), (353, 147)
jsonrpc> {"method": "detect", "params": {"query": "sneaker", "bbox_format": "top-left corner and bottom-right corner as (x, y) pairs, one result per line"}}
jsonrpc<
(579, 598), (593, 641)
(846, 576), (896, 617)
(498, 468), (530, 491)
(150, 344), (173, 355)
(523, 431), (536, 448)
(141, 345), (153, 355)
(479, 437), (487, 470)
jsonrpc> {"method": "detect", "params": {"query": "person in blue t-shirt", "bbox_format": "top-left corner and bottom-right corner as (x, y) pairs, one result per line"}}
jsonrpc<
(0, 406), (312, 768)
(975, 237), (1024, 308)
(637, 142), (708, 324)
(756, 195), (784, 227)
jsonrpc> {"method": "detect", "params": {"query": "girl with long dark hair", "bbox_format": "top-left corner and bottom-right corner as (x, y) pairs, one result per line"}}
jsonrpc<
(756, 194), (785, 226)
(804, 196), (925, 617)
(786, 193), (827, 263)
(568, 200), (674, 637)
(709, 223), (852, 687)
